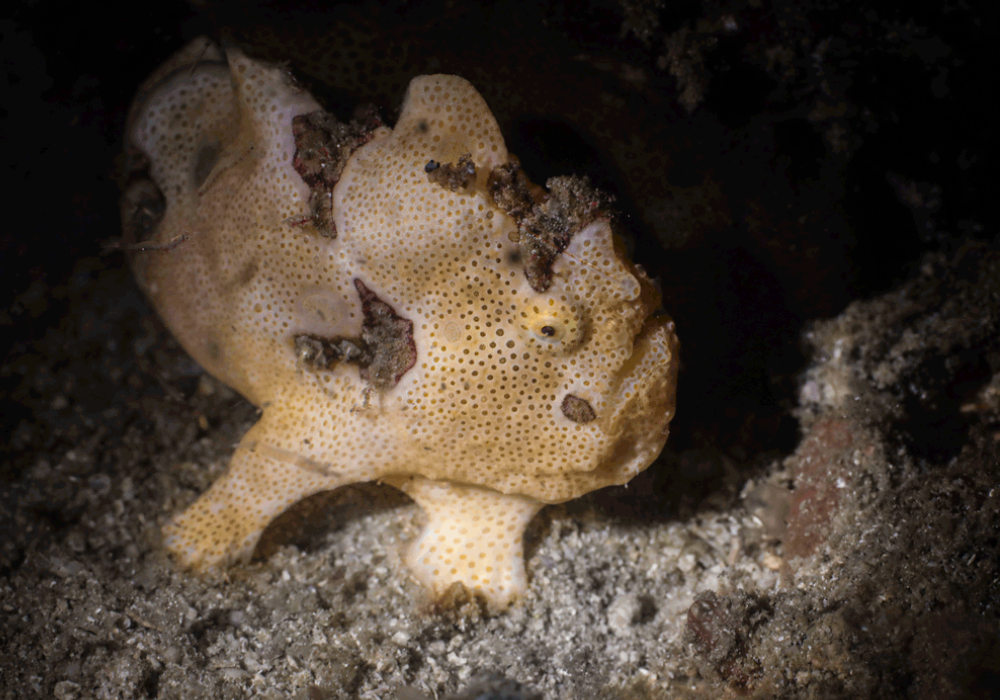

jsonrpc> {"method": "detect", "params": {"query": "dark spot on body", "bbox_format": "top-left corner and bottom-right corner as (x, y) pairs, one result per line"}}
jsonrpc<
(291, 109), (383, 238)
(355, 279), (417, 390)
(488, 159), (537, 222)
(416, 119), (429, 134)
(561, 394), (596, 423)
(296, 282), (416, 392)
(119, 166), (168, 284)
(236, 258), (258, 287)
(489, 159), (611, 292)
(295, 335), (368, 369)
(193, 143), (219, 188)
(426, 154), (477, 191)
(119, 146), (166, 248)
(120, 178), (165, 245)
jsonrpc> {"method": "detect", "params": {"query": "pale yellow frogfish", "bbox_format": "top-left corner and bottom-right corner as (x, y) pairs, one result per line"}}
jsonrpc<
(121, 38), (679, 610)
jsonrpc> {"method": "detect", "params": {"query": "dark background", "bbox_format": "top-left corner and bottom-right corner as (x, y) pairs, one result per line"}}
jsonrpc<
(2, 0), (996, 508)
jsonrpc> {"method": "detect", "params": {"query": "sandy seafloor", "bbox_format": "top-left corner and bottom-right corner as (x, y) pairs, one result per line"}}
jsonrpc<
(2, 1), (999, 698)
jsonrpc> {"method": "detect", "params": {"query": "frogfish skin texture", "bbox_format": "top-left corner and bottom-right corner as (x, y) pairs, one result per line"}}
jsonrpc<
(122, 38), (679, 610)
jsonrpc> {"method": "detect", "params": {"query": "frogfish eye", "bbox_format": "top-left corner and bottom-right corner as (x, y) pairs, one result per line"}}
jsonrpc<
(517, 297), (585, 352)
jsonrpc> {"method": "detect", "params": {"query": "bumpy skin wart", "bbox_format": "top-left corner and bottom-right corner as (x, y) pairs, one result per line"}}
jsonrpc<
(124, 39), (679, 610)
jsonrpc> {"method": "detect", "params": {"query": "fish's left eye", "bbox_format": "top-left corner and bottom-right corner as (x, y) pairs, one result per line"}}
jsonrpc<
(518, 298), (584, 352)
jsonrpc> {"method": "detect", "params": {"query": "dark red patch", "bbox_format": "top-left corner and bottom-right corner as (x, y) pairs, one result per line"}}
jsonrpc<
(561, 394), (596, 423)
(291, 109), (384, 238)
(293, 280), (415, 391)
(426, 155), (477, 191)
(487, 162), (610, 292)
(354, 279), (416, 390)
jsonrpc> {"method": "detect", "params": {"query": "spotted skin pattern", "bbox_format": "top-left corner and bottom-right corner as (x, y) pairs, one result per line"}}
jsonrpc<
(124, 39), (679, 609)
